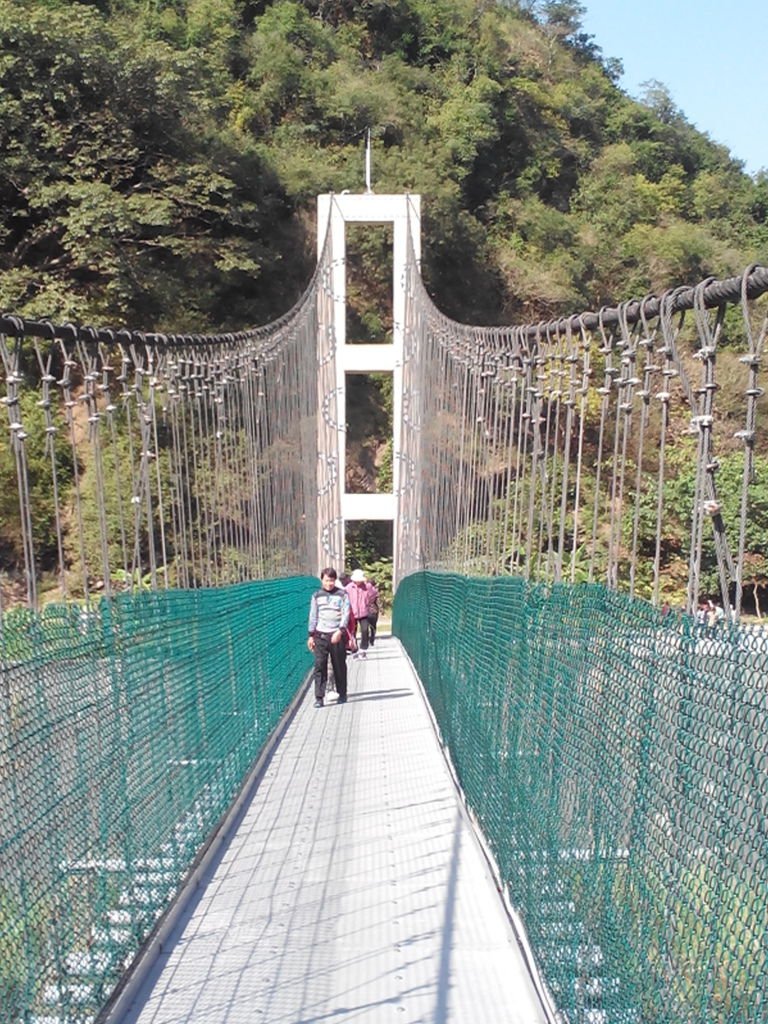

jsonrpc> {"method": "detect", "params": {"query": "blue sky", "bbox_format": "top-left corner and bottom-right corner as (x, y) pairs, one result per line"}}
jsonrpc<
(580, 0), (767, 176)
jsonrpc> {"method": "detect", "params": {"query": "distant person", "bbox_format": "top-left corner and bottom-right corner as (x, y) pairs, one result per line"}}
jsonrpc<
(307, 567), (350, 707)
(367, 578), (380, 647)
(345, 569), (379, 659)
(705, 599), (725, 632)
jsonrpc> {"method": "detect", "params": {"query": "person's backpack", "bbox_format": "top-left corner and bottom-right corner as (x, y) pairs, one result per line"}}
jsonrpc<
(346, 598), (357, 650)
(344, 592), (357, 637)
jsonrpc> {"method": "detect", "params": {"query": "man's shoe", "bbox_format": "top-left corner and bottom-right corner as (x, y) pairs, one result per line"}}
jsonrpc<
(314, 699), (324, 708)
(337, 695), (347, 704)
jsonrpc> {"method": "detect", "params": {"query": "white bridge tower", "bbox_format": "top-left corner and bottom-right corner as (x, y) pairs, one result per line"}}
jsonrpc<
(316, 191), (421, 584)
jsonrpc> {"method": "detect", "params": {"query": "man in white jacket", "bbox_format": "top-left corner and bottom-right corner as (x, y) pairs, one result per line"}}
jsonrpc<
(307, 567), (351, 707)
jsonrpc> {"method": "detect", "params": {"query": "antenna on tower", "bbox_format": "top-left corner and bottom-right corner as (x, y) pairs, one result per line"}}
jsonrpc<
(365, 129), (373, 194)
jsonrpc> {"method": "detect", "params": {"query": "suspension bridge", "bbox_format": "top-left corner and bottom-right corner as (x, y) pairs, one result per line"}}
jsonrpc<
(1, 191), (768, 1024)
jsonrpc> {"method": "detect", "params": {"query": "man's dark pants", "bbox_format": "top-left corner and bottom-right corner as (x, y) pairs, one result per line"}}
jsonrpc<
(312, 632), (348, 700)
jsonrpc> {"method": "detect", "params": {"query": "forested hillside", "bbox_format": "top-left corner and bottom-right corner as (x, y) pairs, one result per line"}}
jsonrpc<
(1, 0), (767, 605)
(1, 0), (766, 333)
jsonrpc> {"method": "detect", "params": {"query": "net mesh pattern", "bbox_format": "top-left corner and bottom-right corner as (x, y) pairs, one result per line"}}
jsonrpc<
(0, 576), (314, 1023)
(0, 221), (338, 608)
(398, 255), (768, 622)
(394, 571), (768, 1024)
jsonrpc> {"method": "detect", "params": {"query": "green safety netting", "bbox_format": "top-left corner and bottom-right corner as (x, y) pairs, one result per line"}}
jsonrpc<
(393, 571), (768, 1024)
(0, 577), (315, 1024)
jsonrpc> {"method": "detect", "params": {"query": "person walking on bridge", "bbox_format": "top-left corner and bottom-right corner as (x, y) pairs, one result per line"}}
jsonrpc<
(345, 569), (378, 659)
(308, 567), (350, 707)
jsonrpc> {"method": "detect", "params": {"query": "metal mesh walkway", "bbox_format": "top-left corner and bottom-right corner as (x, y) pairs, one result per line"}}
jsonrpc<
(108, 637), (549, 1024)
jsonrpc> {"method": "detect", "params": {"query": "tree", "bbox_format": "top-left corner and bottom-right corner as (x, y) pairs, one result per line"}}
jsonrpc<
(0, 0), (306, 329)
(0, 390), (75, 580)
(629, 447), (768, 609)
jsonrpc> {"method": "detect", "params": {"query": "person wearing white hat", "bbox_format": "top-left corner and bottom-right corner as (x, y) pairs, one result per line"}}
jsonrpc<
(345, 569), (379, 659)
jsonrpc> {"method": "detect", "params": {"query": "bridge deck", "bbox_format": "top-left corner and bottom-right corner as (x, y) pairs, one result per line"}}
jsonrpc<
(112, 636), (548, 1024)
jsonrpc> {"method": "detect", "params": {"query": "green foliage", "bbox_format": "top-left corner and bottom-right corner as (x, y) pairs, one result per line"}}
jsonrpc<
(0, 0), (308, 329)
(345, 520), (392, 608)
(111, 567), (161, 592)
(1, 0), (764, 329)
(346, 224), (394, 343)
(1, 0), (766, 592)
(364, 555), (393, 610)
(377, 437), (393, 491)
(628, 447), (768, 605)
(0, 390), (75, 575)
(0, 886), (53, 1012)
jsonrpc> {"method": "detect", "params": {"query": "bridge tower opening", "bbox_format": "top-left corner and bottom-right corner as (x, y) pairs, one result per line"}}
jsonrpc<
(316, 192), (421, 584)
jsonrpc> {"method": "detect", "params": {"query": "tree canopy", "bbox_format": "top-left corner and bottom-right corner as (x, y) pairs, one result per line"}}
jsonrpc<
(1, 0), (766, 608)
(1, 0), (765, 331)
